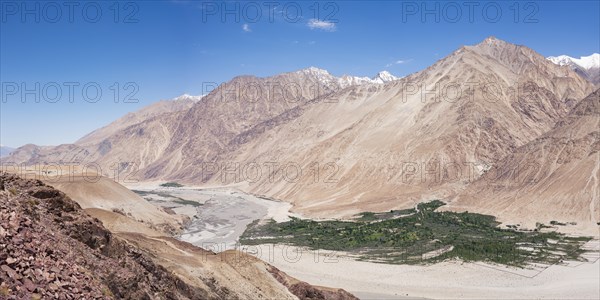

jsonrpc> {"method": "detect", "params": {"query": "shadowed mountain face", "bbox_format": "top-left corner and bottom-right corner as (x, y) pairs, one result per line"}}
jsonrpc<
(449, 88), (599, 233)
(3, 37), (596, 222)
(76, 95), (200, 146)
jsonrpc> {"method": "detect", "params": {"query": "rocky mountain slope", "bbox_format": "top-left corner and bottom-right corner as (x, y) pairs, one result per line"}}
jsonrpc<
(76, 94), (202, 146)
(3, 95), (201, 171)
(447, 88), (600, 234)
(2, 67), (365, 171)
(48, 174), (188, 235)
(0, 172), (210, 299)
(0, 172), (357, 299)
(3, 37), (596, 223)
(548, 53), (600, 84)
(193, 37), (595, 218)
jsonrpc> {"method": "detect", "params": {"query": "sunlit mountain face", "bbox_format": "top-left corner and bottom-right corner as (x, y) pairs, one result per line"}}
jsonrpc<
(1, 1), (599, 299)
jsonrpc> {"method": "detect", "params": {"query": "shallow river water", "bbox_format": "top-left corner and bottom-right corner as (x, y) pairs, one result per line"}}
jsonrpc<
(131, 186), (297, 251)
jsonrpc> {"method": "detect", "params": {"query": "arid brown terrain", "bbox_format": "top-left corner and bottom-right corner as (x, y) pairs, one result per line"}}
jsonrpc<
(4, 37), (597, 230)
(448, 88), (600, 234)
(0, 172), (357, 299)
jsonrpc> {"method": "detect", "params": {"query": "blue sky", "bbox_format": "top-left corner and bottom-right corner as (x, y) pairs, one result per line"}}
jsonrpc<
(1, 0), (599, 147)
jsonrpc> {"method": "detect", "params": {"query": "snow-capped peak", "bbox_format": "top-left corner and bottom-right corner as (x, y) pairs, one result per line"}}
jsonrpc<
(298, 66), (331, 76)
(547, 53), (600, 70)
(371, 71), (398, 83)
(174, 94), (205, 102)
(576, 53), (600, 69)
(547, 55), (572, 66)
(295, 66), (337, 86)
(294, 67), (399, 88)
(547, 53), (600, 84)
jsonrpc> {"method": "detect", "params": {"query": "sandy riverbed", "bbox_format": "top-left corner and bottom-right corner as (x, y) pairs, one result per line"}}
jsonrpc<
(126, 182), (600, 299)
(124, 182), (300, 251)
(248, 241), (599, 299)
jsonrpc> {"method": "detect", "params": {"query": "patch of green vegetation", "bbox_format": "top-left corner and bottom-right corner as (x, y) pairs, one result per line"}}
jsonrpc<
(131, 189), (152, 196)
(26, 198), (40, 207)
(550, 220), (567, 226)
(111, 208), (127, 216)
(356, 208), (417, 221)
(357, 212), (377, 221)
(535, 222), (553, 231)
(132, 189), (202, 207)
(257, 195), (277, 202)
(160, 182), (184, 188)
(101, 286), (114, 297)
(0, 285), (10, 296)
(173, 199), (202, 207)
(240, 200), (592, 267)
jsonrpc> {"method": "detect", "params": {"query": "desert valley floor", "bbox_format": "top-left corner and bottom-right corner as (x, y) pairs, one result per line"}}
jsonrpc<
(125, 182), (600, 299)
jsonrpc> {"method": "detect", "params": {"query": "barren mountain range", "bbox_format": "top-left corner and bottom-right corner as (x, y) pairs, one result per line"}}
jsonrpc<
(3, 37), (598, 229)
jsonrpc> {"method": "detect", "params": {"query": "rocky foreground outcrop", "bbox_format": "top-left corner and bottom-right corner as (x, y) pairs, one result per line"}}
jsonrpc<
(0, 172), (213, 299)
(0, 172), (357, 299)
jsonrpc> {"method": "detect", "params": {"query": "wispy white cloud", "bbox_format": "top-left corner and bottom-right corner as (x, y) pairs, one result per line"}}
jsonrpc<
(385, 59), (412, 67)
(242, 24), (251, 32)
(307, 19), (336, 32)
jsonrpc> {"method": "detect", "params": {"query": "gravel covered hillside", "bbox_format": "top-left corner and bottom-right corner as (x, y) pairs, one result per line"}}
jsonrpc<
(0, 172), (214, 299)
(0, 172), (357, 299)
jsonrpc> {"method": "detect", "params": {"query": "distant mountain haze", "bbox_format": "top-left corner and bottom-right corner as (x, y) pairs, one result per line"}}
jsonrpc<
(0, 146), (15, 157)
